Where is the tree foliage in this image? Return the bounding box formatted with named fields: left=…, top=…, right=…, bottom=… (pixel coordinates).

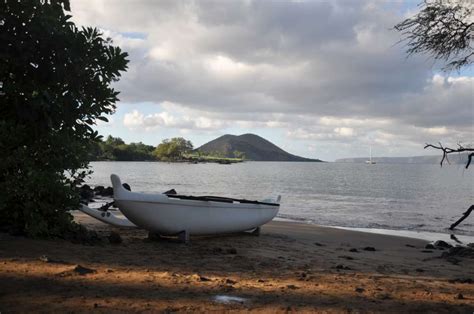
left=395, top=0, right=473, bottom=71
left=90, top=136, right=155, bottom=161
left=153, top=138, right=194, bottom=161
left=0, top=1, right=128, bottom=237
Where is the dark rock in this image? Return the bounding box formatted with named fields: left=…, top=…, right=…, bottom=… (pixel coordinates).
left=93, top=186, right=105, bottom=194
left=448, top=278, right=473, bottom=284
left=226, top=248, right=237, bottom=254
left=335, top=264, right=352, bottom=270
left=286, top=284, right=299, bottom=289
left=212, top=247, right=223, bottom=253
left=434, top=240, right=453, bottom=249
left=225, top=279, right=237, bottom=284
left=199, top=275, right=211, bottom=282
left=349, top=248, right=359, bottom=252
left=415, top=268, right=424, bottom=272
left=314, top=242, right=325, bottom=247
left=101, top=186, right=114, bottom=196
left=338, top=255, right=354, bottom=260
left=467, top=243, right=474, bottom=248
left=442, top=246, right=474, bottom=259
left=405, top=244, right=416, bottom=248
left=363, top=247, right=376, bottom=252
left=73, top=265, right=96, bottom=275
left=421, top=250, right=434, bottom=253
left=39, top=255, right=66, bottom=264
left=455, top=293, right=464, bottom=300
left=257, top=279, right=266, bottom=283
left=108, top=231, right=122, bottom=244
left=425, top=244, right=436, bottom=249
left=79, top=184, right=94, bottom=200
left=355, top=287, right=365, bottom=293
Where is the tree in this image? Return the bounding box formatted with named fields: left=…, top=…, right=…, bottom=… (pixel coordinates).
left=395, top=0, right=473, bottom=71
left=153, top=138, right=194, bottom=161
left=0, top=1, right=129, bottom=237
left=395, top=0, right=473, bottom=229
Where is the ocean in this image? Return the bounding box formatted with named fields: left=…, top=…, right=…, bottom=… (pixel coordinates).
left=87, top=161, right=474, bottom=237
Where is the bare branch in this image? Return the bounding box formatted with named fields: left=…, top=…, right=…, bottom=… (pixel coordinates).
left=424, top=143, right=474, bottom=168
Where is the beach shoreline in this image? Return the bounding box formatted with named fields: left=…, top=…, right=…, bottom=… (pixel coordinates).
left=0, top=214, right=473, bottom=312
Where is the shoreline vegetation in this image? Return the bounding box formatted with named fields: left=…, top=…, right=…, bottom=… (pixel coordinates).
left=89, top=136, right=244, bottom=164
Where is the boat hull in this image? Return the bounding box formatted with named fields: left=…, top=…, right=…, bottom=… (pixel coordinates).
left=111, top=174, right=280, bottom=235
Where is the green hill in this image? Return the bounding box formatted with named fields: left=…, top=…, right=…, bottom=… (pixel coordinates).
left=197, top=133, right=322, bottom=162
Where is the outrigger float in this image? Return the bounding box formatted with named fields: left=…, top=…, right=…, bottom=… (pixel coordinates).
left=79, top=174, right=281, bottom=242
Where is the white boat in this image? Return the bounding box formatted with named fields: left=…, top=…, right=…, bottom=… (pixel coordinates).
left=365, top=147, right=376, bottom=164
left=80, top=174, right=280, bottom=240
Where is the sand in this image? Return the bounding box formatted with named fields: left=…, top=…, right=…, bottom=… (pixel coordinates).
left=0, top=213, right=473, bottom=313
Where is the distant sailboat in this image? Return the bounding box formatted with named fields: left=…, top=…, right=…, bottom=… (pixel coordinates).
left=365, top=147, right=376, bottom=164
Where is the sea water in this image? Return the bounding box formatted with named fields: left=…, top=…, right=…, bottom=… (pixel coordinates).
left=87, top=161, right=474, bottom=237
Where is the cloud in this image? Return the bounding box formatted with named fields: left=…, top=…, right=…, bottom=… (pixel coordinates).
left=70, top=0, right=473, bottom=158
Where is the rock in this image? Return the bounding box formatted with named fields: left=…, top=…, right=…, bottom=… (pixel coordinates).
left=421, top=250, right=433, bottom=253
left=349, top=248, right=359, bottom=252
left=93, top=186, right=105, bottom=194
left=338, top=255, right=354, bottom=260
left=257, top=279, right=266, bottom=283
left=425, top=244, right=436, bottom=250
left=467, top=243, right=474, bottom=248
left=355, top=287, right=365, bottom=293
left=405, top=244, right=416, bottom=248
left=226, top=248, right=237, bottom=254
left=39, top=255, right=50, bottom=263
left=212, top=247, right=223, bottom=253
left=335, top=264, right=352, bottom=270
left=363, top=247, right=376, bottom=252
left=286, top=284, right=299, bottom=289
left=79, top=185, right=94, bottom=201
left=101, top=186, right=114, bottom=196
left=449, top=278, right=473, bottom=284
left=73, top=265, right=96, bottom=275
left=442, top=246, right=474, bottom=259
left=314, top=242, right=325, bottom=247
left=415, top=268, right=424, bottom=272
left=434, top=240, right=453, bottom=249
left=455, top=293, right=464, bottom=300
left=225, top=279, right=237, bottom=284
left=108, top=231, right=122, bottom=244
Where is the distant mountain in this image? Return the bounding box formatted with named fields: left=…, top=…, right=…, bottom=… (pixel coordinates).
left=336, top=153, right=469, bottom=165
left=197, top=133, right=322, bottom=162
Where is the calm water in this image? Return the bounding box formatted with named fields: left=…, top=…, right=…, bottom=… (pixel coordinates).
left=87, top=161, right=474, bottom=236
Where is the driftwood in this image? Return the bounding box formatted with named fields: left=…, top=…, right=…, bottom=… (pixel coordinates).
left=450, top=205, right=474, bottom=230
left=424, top=143, right=473, bottom=230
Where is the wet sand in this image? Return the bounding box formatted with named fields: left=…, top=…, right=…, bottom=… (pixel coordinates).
left=0, top=213, right=473, bottom=313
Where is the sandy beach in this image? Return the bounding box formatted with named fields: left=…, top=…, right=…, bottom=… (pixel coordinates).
left=0, top=213, right=473, bottom=313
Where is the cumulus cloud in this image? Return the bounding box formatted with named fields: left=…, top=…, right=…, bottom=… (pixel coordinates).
left=70, top=0, right=473, bottom=159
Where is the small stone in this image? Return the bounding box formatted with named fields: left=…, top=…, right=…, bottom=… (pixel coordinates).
left=287, top=284, right=299, bottom=289
left=455, top=293, right=464, bottom=300
left=199, top=275, right=211, bottom=282
left=225, top=279, right=237, bottom=284
left=106, top=269, right=114, bottom=273
left=349, top=248, right=359, bottom=252
left=434, top=240, right=453, bottom=249
left=72, top=265, right=96, bottom=275
left=94, top=303, right=99, bottom=308
left=363, top=247, right=376, bottom=252
left=421, top=250, right=433, bottom=253
left=39, top=255, right=49, bottom=263
left=108, top=231, right=122, bottom=244
left=355, top=287, right=365, bottom=293
left=425, top=244, right=436, bottom=250
left=415, top=268, right=424, bottom=272
left=338, top=255, right=354, bottom=260
left=257, top=279, right=266, bottom=283
left=405, top=244, right=416, bottom=248
left=314, top=242, right=325, bottom=246
left=226, top=248, right=237, bottom=254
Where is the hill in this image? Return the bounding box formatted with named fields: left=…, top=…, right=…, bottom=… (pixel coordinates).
left=197, top=134, right=322, bottom=162
left=336, top=153, right=469, bottom=165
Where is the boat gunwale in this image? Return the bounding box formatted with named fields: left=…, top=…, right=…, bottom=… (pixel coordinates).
left=115, top=198, right=280, bottom=209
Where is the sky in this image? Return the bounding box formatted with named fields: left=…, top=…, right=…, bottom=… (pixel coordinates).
left=70, top=0, right=473, bottom=161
